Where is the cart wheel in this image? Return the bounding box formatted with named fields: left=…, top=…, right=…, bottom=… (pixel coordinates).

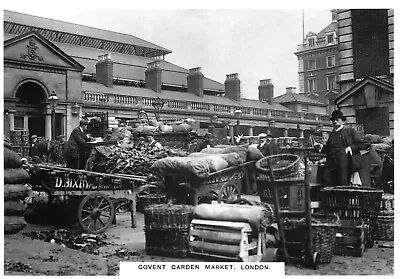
left=78, top=192, right=115, bottom=234
left=218, top=184, right=241, bottom=203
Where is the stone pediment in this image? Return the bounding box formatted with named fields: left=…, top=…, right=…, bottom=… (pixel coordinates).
left=4, top=31, right=84, bottom=71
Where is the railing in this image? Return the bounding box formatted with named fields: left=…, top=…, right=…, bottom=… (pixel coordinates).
left=82, top=91, right=330, bottom=125
left=304, top=113, right=317, bottom=120
left=167, top=100, right=187, bottom=110
left=271, top=110, right=286, bottom=117
left=297, top=37, right=338, bottom=51
left=213, top=104, right=231, bottom=113
left=287, top=111, right=302, bottom=119
left=253, top=108, right=269, bottom=116
left=191, top=102, right=210, bottom=111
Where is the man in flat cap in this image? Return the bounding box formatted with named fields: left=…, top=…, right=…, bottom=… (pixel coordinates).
left=195, top=132, right=214, bottom=152
left=65, top=119, right=92, bottom=169
left=257, top=131, right=279, bottom=157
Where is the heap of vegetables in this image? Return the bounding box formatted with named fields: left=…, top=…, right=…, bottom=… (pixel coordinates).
left=90, top=144, right=189, bottom=181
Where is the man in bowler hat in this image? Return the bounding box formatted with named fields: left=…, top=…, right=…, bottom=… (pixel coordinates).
left=65, top=119, right=92, bottom=169
left=315, top=110, right=364, bottom=186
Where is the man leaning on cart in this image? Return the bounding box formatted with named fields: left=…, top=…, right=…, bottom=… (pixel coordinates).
left=65, top=119, right=93, bottom=169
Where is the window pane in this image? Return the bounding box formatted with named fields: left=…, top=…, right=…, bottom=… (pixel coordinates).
left=14, top=116, right=24, bottom=130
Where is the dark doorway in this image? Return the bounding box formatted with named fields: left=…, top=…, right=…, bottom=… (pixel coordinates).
left=15, top=81, right=47, bottom=136
left=28, top=116, right=46, bottom=138
left=356, top=107, right=390, bottom=136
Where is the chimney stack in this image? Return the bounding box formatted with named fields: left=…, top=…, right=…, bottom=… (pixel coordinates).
left=187, top=67, right=204, bottom=98
left=145, top=61, right=162, bottom=93
left=96, top=54, right=113, bottom=88
left=331, top=9, right=338, bottom=22
left=258, top=79, right=274, bottom=104
left=224, top=73, right=241, bottom=101
left=286, top=87, right=297, bottom=94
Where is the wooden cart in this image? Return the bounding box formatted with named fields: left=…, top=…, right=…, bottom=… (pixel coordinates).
left=29, top=164, right=148, bottom=234
left=161, top=161, right=254, bottom=205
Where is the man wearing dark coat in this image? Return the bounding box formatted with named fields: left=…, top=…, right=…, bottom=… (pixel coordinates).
left=65, top=119, right=91, bottom=169
left=257, top=132, right=279, bottom=157
left=315, top=110, right=364, bottom=187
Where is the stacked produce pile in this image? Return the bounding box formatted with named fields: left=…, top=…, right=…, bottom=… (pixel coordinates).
left=90, top=144, right=189, bottom=179
left=151, top=144, right=264, bottom=178
left=4, top=146, right=31, bottom=234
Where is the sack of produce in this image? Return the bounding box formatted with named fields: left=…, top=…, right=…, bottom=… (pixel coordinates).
left=220, top=144, right=249, bottom=163
left=372, top=143, right=391, bottom=152
left=159, top=124, right=173, bottom=133
left=246, top=145, right=264, bottom=161
left=194, top=203, right=271, bottom=231
left=4, top=168, right=30, bottom=184
left=187, top=158, right=210, bottom=178
left=4, top=216, right=27, bottom=234
left=149, top=119, right=163, bottom=127
left=4, top=184, right=32, bottom=201
left=382, top=135, right=394, bottom=145
left=4, top=148, right=23, bottom=169
left=200, top=147, right=226, bottom=154
left=4, top=200, right=26, bottom=216
left=364, top=134, right=382, bottom=144
left=152, top=157, right=189, bottom=173
left=200, top=155, right=229, bottom=172
left=142, top=125, right=158, bottom=133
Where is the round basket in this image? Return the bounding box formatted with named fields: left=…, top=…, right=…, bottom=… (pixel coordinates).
left=380, top=193, right=394, bottom=211
left=256, top=154, right=301, bottom=178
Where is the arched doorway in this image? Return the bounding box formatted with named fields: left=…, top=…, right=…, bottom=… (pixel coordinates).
left=15, top=81, right=47, bottom=137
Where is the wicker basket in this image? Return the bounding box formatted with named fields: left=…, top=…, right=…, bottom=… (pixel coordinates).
left=137, top=194, right=167, bottom=213
left=145, top=228, right=189, bottom=257
left=257, top=176, right=305, bottom=211
left=144, top=204, right=195, bottom=230
left=321, top=186, right=383, bottom=247
left=282, top=217, right=339, bottom=264
left=376, top=210, right=394, bottom=241
left=256, top=154, right=301, bottom=178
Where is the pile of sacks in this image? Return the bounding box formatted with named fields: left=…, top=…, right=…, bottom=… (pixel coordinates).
left=151, top=144, right=264, bottom=178
left=132, top=119, right=194, bottom=134
left=4, top=146, right=31, bottom=234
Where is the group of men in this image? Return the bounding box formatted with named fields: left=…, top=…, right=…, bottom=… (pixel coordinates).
left=28, top=109, right=362, bottom=187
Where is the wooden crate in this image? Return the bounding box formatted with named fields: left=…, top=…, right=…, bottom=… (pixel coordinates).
left=333, top=220, right=365, bottom=257
left=188, top=219, right=263, bottom=262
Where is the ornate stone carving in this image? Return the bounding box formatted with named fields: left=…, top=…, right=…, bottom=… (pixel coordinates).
left=21, top=39, right=43, bottom=61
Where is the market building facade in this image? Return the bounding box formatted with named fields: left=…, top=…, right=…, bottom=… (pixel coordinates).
left=335, top=9, right=394, bottom=136
left=3, top=10, right=331, bottom=148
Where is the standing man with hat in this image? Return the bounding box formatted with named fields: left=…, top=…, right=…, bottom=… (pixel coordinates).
left=65, top=119, right=92, bottom=169
left=314, top=110, right=364, bottom=187
left=258, top=132, right=279, bottom=157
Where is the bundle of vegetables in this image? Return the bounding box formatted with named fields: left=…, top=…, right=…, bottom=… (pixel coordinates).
left=91, top=144, right=189, bottom=180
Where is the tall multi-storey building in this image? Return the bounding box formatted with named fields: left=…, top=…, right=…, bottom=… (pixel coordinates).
left=335, top=9, right=394, bottom=136
left=295, top=10, right=339, bottom=115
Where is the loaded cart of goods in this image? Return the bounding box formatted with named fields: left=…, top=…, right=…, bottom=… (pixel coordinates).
left=151, top=144, right=263, bottom=205
left=28, top=164, right=149, bottom=234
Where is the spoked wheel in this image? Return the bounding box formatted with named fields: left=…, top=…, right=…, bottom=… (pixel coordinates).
left=218, top=184, right=241, bottom=203
left=305, top=251, right=319, bottom=269
left=78, top=192, right=115, bottom=234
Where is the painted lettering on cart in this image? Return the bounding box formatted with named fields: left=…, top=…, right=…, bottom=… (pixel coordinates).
left=54, top=177, right=96, bottom=190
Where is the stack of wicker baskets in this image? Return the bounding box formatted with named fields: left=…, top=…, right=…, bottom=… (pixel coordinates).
left=282, top=217, right=339, bottom=264
left=144, top=204, right=194, bottom=257
left=376, top=193, right=394, bottom=241
left=321, top=186, right=383, bottom=248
